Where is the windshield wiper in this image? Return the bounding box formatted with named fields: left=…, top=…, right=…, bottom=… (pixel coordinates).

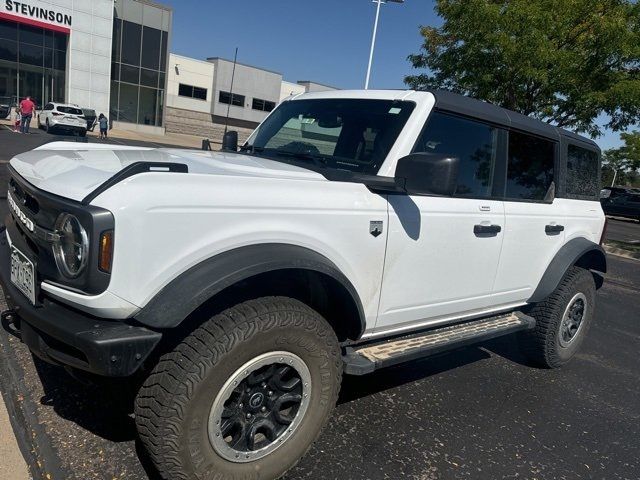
left=239, top=144, right=264, bottom=153
left=271, top=150, right=329, bottom=168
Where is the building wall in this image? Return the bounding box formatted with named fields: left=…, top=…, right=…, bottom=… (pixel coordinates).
left=209, top=58, right=282, bottom=125
left=0, top=0, right=114, bottom=114
left=165, top=106, right=255, bottom=145
left=167, top=53, right=214, bottom=113
left=280, top=81, right=306, bottom=102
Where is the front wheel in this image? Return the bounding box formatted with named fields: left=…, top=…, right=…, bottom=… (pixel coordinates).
left=519, top=266, right=596, bottom=368
left=135, top=297, right=342, bottom=480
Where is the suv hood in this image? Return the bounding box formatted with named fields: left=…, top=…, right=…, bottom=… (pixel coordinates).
left=10, top=142, right=325, bottom=202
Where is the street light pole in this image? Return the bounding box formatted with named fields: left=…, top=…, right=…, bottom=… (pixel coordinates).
left=364, top=0, right=403, bottom=90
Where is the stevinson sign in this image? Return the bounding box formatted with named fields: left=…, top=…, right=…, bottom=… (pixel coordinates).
left=1, top=0, right=72, bottom=32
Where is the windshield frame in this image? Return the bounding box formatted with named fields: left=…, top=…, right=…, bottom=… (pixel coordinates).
left=243, top=98, right=417, bottom=176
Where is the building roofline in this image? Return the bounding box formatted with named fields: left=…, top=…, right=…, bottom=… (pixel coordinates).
left=296, top=80, right=340, bottom=90
left=170, top=53, right=216, bottom=67
left=205, top=57, right=282, bottom=76
left=131, top=0, right=173, bottom=12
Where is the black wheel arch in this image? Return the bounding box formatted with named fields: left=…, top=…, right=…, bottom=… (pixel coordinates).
left=528, top=237, right=607, bottom=304
left=134, top=243, right=367, bottom=341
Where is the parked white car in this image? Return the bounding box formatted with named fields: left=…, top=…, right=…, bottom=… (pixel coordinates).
left=1, top=89, right=607, bottom=480
left=37, top=102, right=87, bottom=136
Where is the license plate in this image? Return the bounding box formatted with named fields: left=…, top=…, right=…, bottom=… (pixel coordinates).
left=10, top=246, right=36, bottom=305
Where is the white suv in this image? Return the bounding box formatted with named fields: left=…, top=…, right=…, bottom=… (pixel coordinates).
left=0, top=90, right=606, bottom=480
left=37, top=102, right=87, bottom=136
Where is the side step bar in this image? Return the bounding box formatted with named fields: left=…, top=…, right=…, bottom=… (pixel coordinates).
left=343, top=312, right=535, bottom=375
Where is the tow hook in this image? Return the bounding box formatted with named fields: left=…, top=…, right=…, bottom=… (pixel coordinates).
left=1, top=309, right=22, bottom=340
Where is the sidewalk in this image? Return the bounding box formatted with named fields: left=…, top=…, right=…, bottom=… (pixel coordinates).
left=0, top=390, right=29, bottom=480
left=87, top=126, right=212, bottom=149
left=0, top=118, right=216, bottom=150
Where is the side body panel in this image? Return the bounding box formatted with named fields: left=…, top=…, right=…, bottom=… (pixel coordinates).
left=374, top=196, right=505, bottom=333
left=87, top=173, right=389, bottom=328
left=492, top=200, right=566, bottom=305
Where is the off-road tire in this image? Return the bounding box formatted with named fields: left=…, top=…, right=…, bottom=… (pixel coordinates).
left=519, top=266, right=596, bottom=368
left=135, top=297, right=342, bottom=480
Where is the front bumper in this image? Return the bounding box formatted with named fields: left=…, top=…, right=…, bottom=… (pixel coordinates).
left=0, top=231, right=162, bottom=377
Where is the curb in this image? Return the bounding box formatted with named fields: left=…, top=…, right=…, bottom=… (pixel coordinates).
left=0, top=296, right=66, bottom=480
left=603, top=244, right=640, bottom=261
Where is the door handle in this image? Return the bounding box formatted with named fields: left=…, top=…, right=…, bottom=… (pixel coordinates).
left=545, top=224, right=565, bottom=234
left=474, top=224, right=502, bottom=236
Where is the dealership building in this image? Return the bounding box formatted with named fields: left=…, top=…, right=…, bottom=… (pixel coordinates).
left=0, top=0, right=336, bottom=137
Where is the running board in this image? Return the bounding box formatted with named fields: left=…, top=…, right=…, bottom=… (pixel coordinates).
left=343, top=312, right=535, bottom=375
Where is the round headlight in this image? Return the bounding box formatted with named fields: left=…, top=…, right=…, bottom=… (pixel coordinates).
left=53, top=213, right=89, bottom=278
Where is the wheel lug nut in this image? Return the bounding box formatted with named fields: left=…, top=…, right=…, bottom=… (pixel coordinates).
left=246, top=413, right=252, bottom=419
left=261, top=406, right=267, bottom=412
left=261, top=382, right=266, bottom=388
left=239, top=403, right=243, bottom=408
left=268, top=391, right=273, bottom=396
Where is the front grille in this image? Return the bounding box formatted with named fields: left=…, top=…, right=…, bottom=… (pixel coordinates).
left=9, top=178, right=40, bottom=214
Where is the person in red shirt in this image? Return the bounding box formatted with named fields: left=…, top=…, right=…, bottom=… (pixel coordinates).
left=19, top=96, right=36, bottom=134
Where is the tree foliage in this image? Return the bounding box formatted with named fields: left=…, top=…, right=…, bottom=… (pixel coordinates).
left=405, top=0, right=640, bottom=136
left=602, top=131, right=640, bottom=186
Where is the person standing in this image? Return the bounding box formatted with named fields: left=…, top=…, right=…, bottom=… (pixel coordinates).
left=19, top=96, right=35, bottom=134
left=98, top=114, right=109, bottom=140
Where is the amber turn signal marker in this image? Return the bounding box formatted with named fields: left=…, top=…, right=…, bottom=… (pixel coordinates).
left=99, top=230, right=114, bottom=273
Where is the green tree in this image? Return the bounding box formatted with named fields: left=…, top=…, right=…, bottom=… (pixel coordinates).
left=405, top=0, right=640, bottom=137
left=602, top=131, right=640, bottom=186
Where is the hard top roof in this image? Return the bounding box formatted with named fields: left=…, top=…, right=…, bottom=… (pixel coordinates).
left=292, top=89, right=599, bottom=151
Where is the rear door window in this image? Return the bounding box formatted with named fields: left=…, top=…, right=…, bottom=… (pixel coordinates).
left=413, top=111, right=500, bottom=199
left=57, top=106, right=83, bottom=115
left=566, top=145, right=599, bottom=199
left=506, top=131, right=555, bottom=201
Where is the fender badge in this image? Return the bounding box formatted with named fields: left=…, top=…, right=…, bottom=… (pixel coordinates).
left=370, top=221, right=383, bottom=238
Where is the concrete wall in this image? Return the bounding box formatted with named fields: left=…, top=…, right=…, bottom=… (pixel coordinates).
left=165, top=106, right=255, bottom=145
left=280, top=81, right=306, bottom=102
left=209, top=58, right=282, bottom=124
left=167, top=54, right=215, bottom=113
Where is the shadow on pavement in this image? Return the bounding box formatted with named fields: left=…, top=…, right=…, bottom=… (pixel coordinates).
left=33, top=355, right=137, bottom=443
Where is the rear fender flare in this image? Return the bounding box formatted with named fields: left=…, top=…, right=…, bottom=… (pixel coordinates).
left=528, top=237, right=607, bottom=304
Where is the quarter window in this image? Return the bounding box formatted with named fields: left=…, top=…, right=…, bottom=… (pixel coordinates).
left=566, top=145, right=599, bottom=199
left=413, top=111, right=499, bottom=198
left=506, top=131, right=555, bottom=201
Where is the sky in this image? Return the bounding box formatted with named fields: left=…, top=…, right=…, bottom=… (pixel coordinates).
left=161, top=0, right=625, bottom=151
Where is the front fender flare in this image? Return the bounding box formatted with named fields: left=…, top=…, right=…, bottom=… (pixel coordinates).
left=528, top=237, right=607, bottom=304
left=134, top=243, right=366, bottom=335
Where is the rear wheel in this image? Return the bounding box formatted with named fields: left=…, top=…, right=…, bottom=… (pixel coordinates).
left=135, top=297, right=342, bottom=480
left=519, top=266, right=596, bottom=368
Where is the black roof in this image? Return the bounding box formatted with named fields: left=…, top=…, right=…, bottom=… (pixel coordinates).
left=430, top=90, right=599, bottom=150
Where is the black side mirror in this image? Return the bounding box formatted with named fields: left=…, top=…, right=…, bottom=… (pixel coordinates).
left=222, top=130, right=238, bottom=152
left=395, top=152, right=459, bottom=196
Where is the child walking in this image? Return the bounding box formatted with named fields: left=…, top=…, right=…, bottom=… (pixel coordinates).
left=13, top=107, right=21, bottom=133
left=98, top=114, right=109, bottom=140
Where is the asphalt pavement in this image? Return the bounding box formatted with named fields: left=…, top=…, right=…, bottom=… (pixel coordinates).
left=0, top=126, right=639, bottom=479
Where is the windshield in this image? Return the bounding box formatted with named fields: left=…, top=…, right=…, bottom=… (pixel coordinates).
left=246, top=99, right=415, bottom=175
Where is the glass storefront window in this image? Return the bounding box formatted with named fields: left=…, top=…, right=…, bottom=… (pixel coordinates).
left=121, top=21, right=142, bottom=66
left=110, top=12, right=169, bottom=127
left=141, top=26, right=161, bottom=70
left=0, top=40, right=18, bottom=63
left=19, top=24, right=44, bottom=46
left=0, top=20, right=17, bottom=41
left=118, top=83, right=139, bottom=123
left=138, top=87, right=158, bottom=125
left=120, top=64, right=140, bottom=84
left=0, top=20, right=67, bottom=104
left=19, top=44, right=44, bottom=67
left=140, top=68, right=159, bottom=88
